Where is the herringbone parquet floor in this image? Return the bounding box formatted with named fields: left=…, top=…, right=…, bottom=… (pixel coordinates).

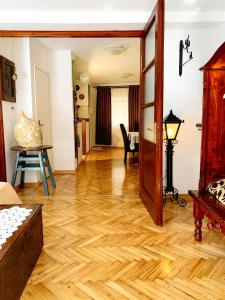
left=18, top=149, right=225, bottom=300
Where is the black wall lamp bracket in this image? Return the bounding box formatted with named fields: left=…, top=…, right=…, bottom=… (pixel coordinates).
left=179, top=35, right=193, bottom=76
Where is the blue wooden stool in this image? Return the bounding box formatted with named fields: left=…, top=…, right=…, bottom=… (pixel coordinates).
left=11, top=145, right=56, bottom=196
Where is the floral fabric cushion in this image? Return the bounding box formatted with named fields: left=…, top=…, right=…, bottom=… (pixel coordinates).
left=207, top=178, right=225, bottom=205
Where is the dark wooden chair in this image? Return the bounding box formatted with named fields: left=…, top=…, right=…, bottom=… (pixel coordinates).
left=120, top=124, right=139, bottom=163
left=188, top=42, right=225, bottom=241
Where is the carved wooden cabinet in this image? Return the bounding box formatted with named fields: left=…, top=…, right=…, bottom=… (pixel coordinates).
left=189, top=42, right=225, bottom=241
left=0, top=55, right=16, bottom=102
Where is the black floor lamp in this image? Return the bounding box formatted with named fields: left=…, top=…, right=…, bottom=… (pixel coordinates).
left=163, top=110, right=186, bottom=207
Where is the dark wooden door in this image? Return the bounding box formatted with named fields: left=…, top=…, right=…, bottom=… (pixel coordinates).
left=140, top=0, right=164, bottom=225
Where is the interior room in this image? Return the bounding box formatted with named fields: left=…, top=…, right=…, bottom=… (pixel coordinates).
left=0, top=0, right=225, bottom=299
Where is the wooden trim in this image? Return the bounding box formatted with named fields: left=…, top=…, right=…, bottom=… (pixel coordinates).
left=143, top=58, right=155, bottom=74
left=144, top=15, right=155, bottom=36
left=54, top=170, right=75, bottom=175
left=155, top=0, right=164, bottom=226
left=0, top=30, right=144, bottom=38
left=139, top=0, right=164, bottom=226
left=142, top=102, right=155, bottom=109
left=93, top=145, right=124, bottom=149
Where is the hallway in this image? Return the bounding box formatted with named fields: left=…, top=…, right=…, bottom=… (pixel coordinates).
left=19, top=149, right=225, bottom=300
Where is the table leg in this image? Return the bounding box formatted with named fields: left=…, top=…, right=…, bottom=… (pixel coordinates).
left=38, top=151, right=49, bottom=196
left=193, top=199, right=204, bottom=241
left=43, top=149, right=56, bottom=188
left=11, top=152, right=20, bottom=187
left=20, top=151, right=26, bottom=188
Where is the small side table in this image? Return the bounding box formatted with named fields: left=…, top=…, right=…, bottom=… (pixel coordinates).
left=11, top=145, right=56, bottom=196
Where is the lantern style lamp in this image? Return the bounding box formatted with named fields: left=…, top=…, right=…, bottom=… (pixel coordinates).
left=163, top=110, right=186, bottom=206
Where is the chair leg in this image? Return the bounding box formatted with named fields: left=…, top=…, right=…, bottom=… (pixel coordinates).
left=38, top=151, right=49, bottom=196
left=20, top=151, right=26, bottom=188
left=11, top=152, right=20, bottom=188
left=43, top=149, right=56, bottom=188
left=124, top=151, right=127, bottom=164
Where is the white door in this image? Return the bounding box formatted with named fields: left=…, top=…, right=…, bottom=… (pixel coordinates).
left=34, top=66, right=53, bottom=173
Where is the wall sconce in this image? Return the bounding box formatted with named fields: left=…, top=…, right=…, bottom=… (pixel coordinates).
left=179, top=35, right=193, bottom=76
left=163, top=110, right=186, bottom=206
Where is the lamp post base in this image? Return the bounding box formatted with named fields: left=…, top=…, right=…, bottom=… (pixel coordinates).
left=163, top=187, right=186, bottom=207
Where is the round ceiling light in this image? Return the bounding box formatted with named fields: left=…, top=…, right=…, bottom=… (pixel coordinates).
left=121, top=73, right=134, bottom=79
left=105, top=44, right=127, bottom=55
left=80, top=72, right=91, bottom=84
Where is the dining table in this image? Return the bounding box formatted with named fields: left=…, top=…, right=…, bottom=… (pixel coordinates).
left=128, top=132, right=139, bottom=150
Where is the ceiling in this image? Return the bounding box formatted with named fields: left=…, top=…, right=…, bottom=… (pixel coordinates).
left=35, top=0, right=225, bottom=84
left=1, top=0, right=225, bottom=12
left=39, top=37, right=140, bottom=85
left=0, top=0, right=224, bottom=30
left=166, top=0, right=225, bottom=11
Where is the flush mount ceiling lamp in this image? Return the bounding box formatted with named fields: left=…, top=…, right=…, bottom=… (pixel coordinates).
left=179, top=35, right=193, bottom=76
left=105, top=44, right=127, bottom=55
left=80, top=72, right=91, bottom=84
left=121, top=72, right=134, bottom=79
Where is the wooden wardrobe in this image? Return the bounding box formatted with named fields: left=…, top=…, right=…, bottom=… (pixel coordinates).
left=189, top=42, right=225, bottom=241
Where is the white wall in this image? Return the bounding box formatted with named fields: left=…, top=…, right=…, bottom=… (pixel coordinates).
left=0, top=38, right=33, bottom=182
left=29, top=38, right=54, bottom=180
left=164, top=24, right=225, bottom=193
left=12, top=39, right=33, bottom=118
left=48, top=50, right=75, bottom=171
left=29, top=38, right=49, bottom=118
left=1, top=38, right=76, bottom=181
left=111, top=88, right=129, bottom=147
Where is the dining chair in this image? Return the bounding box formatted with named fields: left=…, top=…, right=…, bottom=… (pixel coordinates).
left=120, top=124, right=139, bottom=163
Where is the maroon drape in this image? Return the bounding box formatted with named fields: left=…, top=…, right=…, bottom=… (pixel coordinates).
left=96, top=87, right=112, bottom=145
left=128, top=85, right=140, bottom=132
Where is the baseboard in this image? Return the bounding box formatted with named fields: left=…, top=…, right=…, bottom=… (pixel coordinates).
left=92, top=145, right=124, bottom=150
left=54, top=170, right=75, bottom=175
left=15, top=181, right=41, bottom=191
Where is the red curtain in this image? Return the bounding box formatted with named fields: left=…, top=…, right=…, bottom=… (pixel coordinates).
left=96, top=87, right=112, bottom=145
left=128, top=85, right=140, bottom=132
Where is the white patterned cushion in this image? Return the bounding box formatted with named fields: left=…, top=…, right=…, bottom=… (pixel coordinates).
left=207, top=178, right=225, bottom=205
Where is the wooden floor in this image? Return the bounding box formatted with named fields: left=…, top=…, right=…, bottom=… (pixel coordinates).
left=19, top=149, right=225, bottom=300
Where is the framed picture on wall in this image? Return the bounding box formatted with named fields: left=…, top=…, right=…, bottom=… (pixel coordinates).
left=0, top=55, right=16, bottom=102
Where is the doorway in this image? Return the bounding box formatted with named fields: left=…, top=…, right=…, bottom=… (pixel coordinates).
left=0, top=0, right=165, bottom=226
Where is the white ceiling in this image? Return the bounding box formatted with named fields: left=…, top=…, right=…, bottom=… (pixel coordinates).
left=34, top=0, right=225, bottom=84
left=39, top=37, right=140, bottom=85
left=0, top=0, right=224, bottom=30
left=1, top=0, right=225, bottom=12
left=166, top=0, right=225, bottom=11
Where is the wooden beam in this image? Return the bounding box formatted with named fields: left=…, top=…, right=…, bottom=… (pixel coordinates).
left=0, top=30, right=144, bottom=38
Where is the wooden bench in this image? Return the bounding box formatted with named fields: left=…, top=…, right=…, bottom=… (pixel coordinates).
left=0, top=204, right=43, bottom=300
left=188, top=190, right=225, bottom=241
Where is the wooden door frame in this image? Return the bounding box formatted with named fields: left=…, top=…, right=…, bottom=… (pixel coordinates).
left=0, top=29, right=143, bottom=181
left=139, top=0, right=164, bottom=225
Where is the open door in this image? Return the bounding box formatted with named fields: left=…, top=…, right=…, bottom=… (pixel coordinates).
left=140, top=0, right=164, bottom=225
